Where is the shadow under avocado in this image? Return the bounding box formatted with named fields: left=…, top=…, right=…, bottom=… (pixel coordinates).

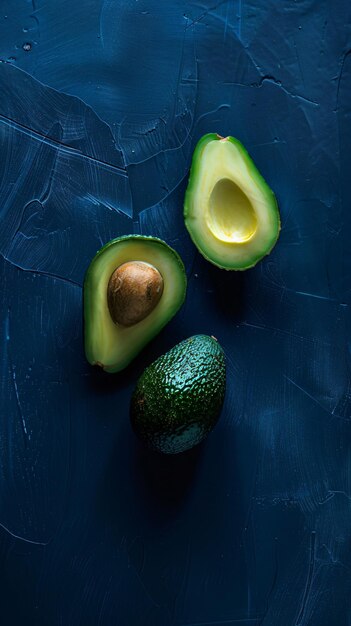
left=134, top=441, right=202, bottom=512
left=83, top=316, right=188, bottom=399
left=84, top=357, right=142, bottom=396
left=204, top=259, right=247, bottom=321
left=99, top=428, right=203, bottom=539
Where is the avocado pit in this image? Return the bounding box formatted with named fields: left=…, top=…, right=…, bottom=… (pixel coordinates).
left=107, top=261, right=164, bottom=327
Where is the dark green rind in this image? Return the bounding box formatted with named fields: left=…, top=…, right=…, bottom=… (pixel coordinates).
left=184, top=133, right=281, bottom=270
left=130, top=335, right=226, bottom=454
left=84, top=235, right=187, bottom=373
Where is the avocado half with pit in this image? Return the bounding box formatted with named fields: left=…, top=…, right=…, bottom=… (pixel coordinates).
left=184, top=133, right=280, bottom=270
left=84, top=235, right=187, bottom=373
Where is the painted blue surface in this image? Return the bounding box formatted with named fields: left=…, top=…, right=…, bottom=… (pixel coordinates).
left=0, top=1, right=351, bottom=624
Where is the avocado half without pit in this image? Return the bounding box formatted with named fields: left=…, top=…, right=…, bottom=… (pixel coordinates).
left=184, top=133, right=281, bottom=270
left=84, top=235, right=187, bottom=373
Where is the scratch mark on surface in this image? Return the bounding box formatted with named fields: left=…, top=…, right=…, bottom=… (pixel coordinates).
left=263, top=280, right=344, bottom=306
left=327, top=490, right=351, bottom=501
left=318, top=491, right=336, bottom=505
left=125, top=33, right=198, bottom=174
left=99, top=0, right=106, bottom=49
left=0, top=520, right=49, bottom=545
left=295, top=531, right=316, bottom=625
left=171, top=25, right=187, bottom=123
left=97, top=574, right=113, bottom=625
left=128, top=557, right=161, bottom=609
left=223, top=0, right=229, bottom=41
left=238, top=0, right=242, bottom=40
left=335, top=49, right=351, bottom=113
left=185, top=0, right=229, bottom=29
left=125, top=115, right=195, bottom=165
left=242, top=322, right=331, bottom=348
left=320, top=543, right=350, bottom=570
left=139, top=171, right=189, bottom=213
left=181, top=618, right=261, bottom=625
left=189, top=7, right=263, bottom=79
left=193, top=103, right=231, bottom=128
left=262, top=537, right=279, bottom=619
left=0, top=253, right=82, bottom=288
left=30, top=0, right=40, bottom=29
left=256, top=76, right=318, bottom=106
left=285, top=376, right=334, bottom=417
left=187, top=11, right=319, bottom=110
left=40, top=126, right=63, bottom=204
left=10, top=199, right=43, bottom=243
left=0, top=113, right=127, bottom=176
left=5, top=309, right=10, bottom=342
left=11, top=366, right=29, bottom=440
left=248, top=139, right=286, bottom=148
left=292, top=289, right=340, bottom=302
left=221, top=81, right=250, bottom=87
left=293, top=38, right=305, bottom=89
left=176, top=537, right=192, bottom=616
left=240, top=456, right=260, bottom=548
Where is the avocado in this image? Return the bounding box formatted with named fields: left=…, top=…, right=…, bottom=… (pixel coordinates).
left=130, top=335, right=226, bottom=454
left=84, top=235, right=187, bottom=373
left=184, top=133, right=280, bottom=270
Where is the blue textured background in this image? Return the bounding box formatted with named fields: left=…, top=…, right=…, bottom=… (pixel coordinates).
left=1, top=2, right=351, bottom=625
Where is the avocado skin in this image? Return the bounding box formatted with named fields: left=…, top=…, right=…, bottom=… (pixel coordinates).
left=130, top=335, right=226, bottom=454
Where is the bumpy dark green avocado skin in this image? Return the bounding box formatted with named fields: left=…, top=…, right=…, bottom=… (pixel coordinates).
left=130, top=335, right=226, bottom=454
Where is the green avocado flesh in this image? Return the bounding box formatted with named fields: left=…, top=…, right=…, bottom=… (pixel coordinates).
left=130, top=335, right=226, bottom=454
left=84, top=236, right=187, bottom=373
left=184, top=133, right=280, bottom=270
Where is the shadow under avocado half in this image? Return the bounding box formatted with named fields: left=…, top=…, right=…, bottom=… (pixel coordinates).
left=85, top=353, right=143, bottom=397
left=199, top=254, right=247, bottom=321
left=134, top=442, right=203, bottom=511
left=84, top=312, right=189, bottom=399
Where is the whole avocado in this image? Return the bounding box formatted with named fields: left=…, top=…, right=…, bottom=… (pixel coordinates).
left=130, top=335, right=226, bottom=454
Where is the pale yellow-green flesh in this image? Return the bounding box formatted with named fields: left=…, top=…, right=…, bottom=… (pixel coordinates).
left=85, top=240, right=185, bottom=372
left=208, top=177, right=258, bottom=243
left=186, top=139, right=278, bottom=268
